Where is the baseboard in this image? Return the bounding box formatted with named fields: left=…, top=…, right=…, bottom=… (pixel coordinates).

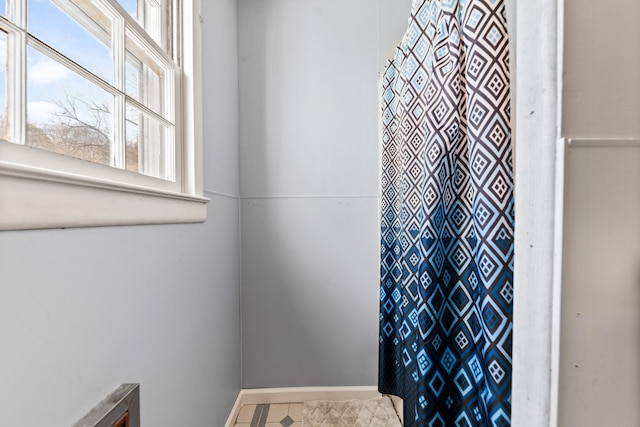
left=224, top=386, right=404, bottom=427
left=224, top=389, right=246, bottom=427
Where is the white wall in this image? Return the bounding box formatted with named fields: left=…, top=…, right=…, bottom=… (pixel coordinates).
left=559, top=0, right=640, bottom=424
left=562, top=0, right=640, bottom=138
left=0, top=1, right=241, bottom=426
left=238, top=0, right=411, bottom=388
left=561, top=142, right=640, bottom=427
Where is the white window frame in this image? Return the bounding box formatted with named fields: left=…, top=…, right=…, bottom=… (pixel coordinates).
left=0, top=0, right=207, bottom=230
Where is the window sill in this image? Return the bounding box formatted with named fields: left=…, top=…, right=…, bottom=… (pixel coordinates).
left=0, top=160, right=209, bottom=230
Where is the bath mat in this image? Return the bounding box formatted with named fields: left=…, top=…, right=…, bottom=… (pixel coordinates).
left=302, top=396, right=401, bottom=427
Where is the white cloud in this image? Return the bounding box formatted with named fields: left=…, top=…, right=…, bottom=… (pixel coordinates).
left=28, top=57, right=71, bottom=85
left=27, top=101, right=61, bottom=125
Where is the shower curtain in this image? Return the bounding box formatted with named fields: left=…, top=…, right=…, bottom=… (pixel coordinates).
left=378, top=0, right=514, bottom=426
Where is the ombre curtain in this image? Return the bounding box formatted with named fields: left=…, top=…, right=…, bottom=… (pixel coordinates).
left=378, top=1, right=514, bottom=426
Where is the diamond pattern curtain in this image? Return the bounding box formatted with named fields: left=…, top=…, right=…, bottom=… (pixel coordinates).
left=378, top=1, right=514, bottom=426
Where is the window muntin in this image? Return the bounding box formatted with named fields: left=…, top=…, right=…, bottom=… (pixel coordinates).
left=27, top=0, right=113, bottom=84
left=125, top=101, right=173, bottom=179
left=125, top=27, right=166, bottom=117
left=1, top=0, right=178, bottom=182
left=26, top=43, right=115, bottom=167
left=0, top=30, right=7, bottom=140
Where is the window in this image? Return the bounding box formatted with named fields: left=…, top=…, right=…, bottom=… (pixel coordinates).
left=0, top=0, right=206, bottom=229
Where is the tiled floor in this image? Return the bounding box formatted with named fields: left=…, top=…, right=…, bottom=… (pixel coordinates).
left=233, top=402, right=303, bottom=427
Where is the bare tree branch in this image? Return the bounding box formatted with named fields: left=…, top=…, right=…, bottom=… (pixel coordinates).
left=50, top=89, right=111, bottom=146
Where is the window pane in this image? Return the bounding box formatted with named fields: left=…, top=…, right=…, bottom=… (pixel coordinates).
left=118, top=0, right=169, bottom=51
left=117, top=0, right=137, bottom=19
left=27, top=0, right=113, bottom=83
left=126, top=28, right=165, bottom=117
left=0, top=30, right=6, bottom=141
left=140, top=0, right=162, bottom=45
left=125, top=103, right=173, bottom=180
left=27, top=45, right=114, bottom=167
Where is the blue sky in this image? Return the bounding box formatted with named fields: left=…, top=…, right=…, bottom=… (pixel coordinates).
left=0, top=0, right=138, bottom=127
left=29, top=0, right=115, bottom=83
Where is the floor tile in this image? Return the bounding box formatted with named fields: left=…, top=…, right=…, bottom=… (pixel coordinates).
left=232, top=401, right=308, bottom=427
left=236, top=404, right=257, bottom=423
left=280, top=415, right=295, bottom=427
left=266, top=404, right=289, bottom=423
left=288, top=403, right=303, bottom=421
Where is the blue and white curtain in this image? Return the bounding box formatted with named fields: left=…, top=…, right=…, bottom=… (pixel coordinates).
left=378, top=0, right=514, bottom=426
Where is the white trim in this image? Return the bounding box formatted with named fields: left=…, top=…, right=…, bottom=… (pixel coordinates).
left=549, top=137, right=566, bottom=427
left=224, top=391, right=244, bottom=427
left=513, top=0, right=561, bottom=426
left=240, top=194, right=379, bottom=200
left=549, top=0, right=565, bottom=422
left=180, top=0, right=203, bottom=196
left=224, top=387, right=403, bottom=427
left=0, top=160, right=208, bottom=202
left=6, top=28, right=26, bottom=146
left=235, top=386, right=382, bottom=405
left=113, top=11, right=127, bottom=170
left=0, top=161, right=207, bottom=230
left=556, top=0, right=565, bottom=137
left=566, top=138, right=640, bottom=148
